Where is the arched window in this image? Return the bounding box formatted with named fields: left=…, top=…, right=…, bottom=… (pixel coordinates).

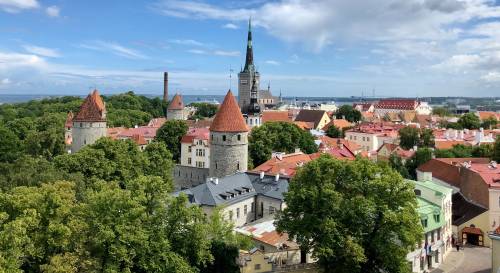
left=414, top=189, right=421, bottom=196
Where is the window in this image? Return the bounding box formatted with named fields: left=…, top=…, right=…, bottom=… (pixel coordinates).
left=269, top=206, right=276, bottom=214
left=250, top=119, right=253, bottom=125
left=236, top=208, right=240, bottom=218
left=196, top=149, right=205, bottom=156
left=250, top=202, right=254, bottom=212
left=434, top=214, right=440, bottom=223
left=198, top=140, right=203, bottom=145
left=84, top=139, right=87, bottom=145
left=188, top=158, right=191, bottom=164
left=414, top=189, right=421, bottom=196
left=80, top=123, right=82, bottom=127
left=222, top=135, right=226, bottom=141
left=237, top=161, right=240, bottom=170
left=254, top=264, right=261, bottom=270
left=238, top=134, right=241, bottom=141
left=421, top=219, right=428, bottom=227
left=188, top=146, right=192, bottom=152
left=228, top=210, right=233, bottom=221
left=215, top=162, right=218, bottom=169
left=431, top=231, right=435, bottom=243
left=437, top=228, right=441, bottom=240
left=244, top=205, right=248, bottom=215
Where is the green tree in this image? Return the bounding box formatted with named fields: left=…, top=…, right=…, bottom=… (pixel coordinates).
left=405, top=148, right=433, bottom=178
left=398, top=126, right=419, bottom=150
left=0, top=125, right=22, bottom=163
left=472, top=144, right=493, bottom=158
left=249, top=122, right=318, bottom=167
left=325, top=125, right=343, bottom=138
left=481, top=117, right=498, bottom=129
left=432, top=107, right=451, bottom=117
left=189, top=103, right=218, bottom=120
left=155, top=120, right=189, bottom=162
left=276, top=156, right=422, bottom=273
left=388, top=153, right=410, bottom=179
left=335, top=105, right=362, bottom=123
left=458, top=113, right=481, bottom=129
left=419, top=128, right=435, bottom=148
left=143, top=141, right=175, bottom=191
left=493, top=136, right=500, bottom=162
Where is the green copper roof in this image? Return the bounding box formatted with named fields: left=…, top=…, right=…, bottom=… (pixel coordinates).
left=417, top=197, right=444, bottom=233
left=411, top=179, right=453, bottom=196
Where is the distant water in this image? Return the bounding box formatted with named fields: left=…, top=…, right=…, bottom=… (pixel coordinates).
left=0, top=93, right=356, bottom=105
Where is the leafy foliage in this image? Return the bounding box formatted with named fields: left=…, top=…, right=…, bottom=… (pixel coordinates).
left=494, top=136, right=500, bottom=162
left=434, top=144, right=493, bottom=159
left=155, top=120, right=189, bottom=162
left=398, top=126, right=435, bottom=150
left=277, top=156, right=422, bottom=273
left=458, top=113, right=481, bottom=129
left=325, top=125, right=343, bottom=138
left=249, top=122, right=318, bottom=167
left=432, top=107, right=451, bottom=117
left=189, top=103, right=218, bottom=120
left=335, top=105, right=362, bottom=123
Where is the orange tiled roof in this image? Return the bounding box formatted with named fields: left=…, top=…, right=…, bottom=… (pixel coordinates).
left=294, top=121, right=315, bottom=130
left=252, top=152, right=313, bottom=177
left=74, top=90, right=106, bottom=122
left=209, top=90, right=248, bottom=132
left=321, top=119, right=352, bottom=131
left=375, top=99, right=418, bottom=110
left=434, top=140, right=469, bottom=150
left=417, top=158, right=490, bottom=185
left=262, top=111, right=292, bottom=123
left=131, top=134, right=148, bottom=145
left=65, top=111, right=74, bottom=127
left=477, top=111, right=500, bottom=121
left=168, top=93, right=184, bottom=110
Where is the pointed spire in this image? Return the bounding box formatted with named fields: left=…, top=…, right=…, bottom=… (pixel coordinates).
left=243, top=17, right=254, bottom=72
left=210, top=90, right=248, bottom=132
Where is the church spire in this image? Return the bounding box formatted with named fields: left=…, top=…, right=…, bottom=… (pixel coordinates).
left=243, top=17, right=254, bottom=72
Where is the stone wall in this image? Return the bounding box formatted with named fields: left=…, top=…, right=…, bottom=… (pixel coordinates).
left=167, top=109, right=185, bottom=120
left=238, top=71, right=260, bottom=113
left=71, top=121, right=107, bottom=153
left=173, top=164, right=209, bottom=190
left=209, top=131, right=248, bottom=178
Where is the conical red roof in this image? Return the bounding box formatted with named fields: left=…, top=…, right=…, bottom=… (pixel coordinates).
left=210, top=90, right=248, bottom=132
left=168, top=93, right=184, bottom=110
left=74, top=90, right=106, bottom=122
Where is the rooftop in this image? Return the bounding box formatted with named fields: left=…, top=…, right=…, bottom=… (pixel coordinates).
left=262, top=110, right=292, bottom=123
left=294, top=109, right=327, bottom=128
left=210, top=90, right=248, bottom=132
left=73, top=89, right=106, bottom=122
left=181, top=127, right=210, bottom=143
left=235, top=219, right=298, bottom=249
left=168, top=93, right=184, bottom=110
left=375, top=99, right=419, bottom=110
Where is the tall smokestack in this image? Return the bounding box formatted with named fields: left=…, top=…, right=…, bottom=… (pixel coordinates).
left=163, top=72, right=168, bottom=102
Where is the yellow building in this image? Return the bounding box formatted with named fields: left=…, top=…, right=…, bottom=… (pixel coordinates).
left=239, top=249, right=273, bottom=273
left=490, top=227, right=500, bottom=273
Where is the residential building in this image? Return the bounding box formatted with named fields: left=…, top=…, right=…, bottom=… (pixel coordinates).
left=167, top=93, right=187, bottom=120
left=433, top=128, right=499, bottom=148
left=376, top=143, right=415, bottom=162
left=353, top=102, right=375, bottom=113
left=177, top=172, right=289, bottom=227
left=321, top=118, right=352, bottom=131
left=374, top=99, right=432, bottom=116
left=239, top=249, right=273, bottom=273
left=174, top=127, right=210, bottom=189
left=294, top=110, right=331, bottom=131
left=262, top=110, right=292, bottom=124
left=489, top=227, right=500, bottom=273
left=407, top=196, right=446, bottom=272
left=417, top=158, right=500, bottom=246
left=71, top=89, right=107, bottom=153
left=209, top=90, right=249, bottom=178
left=344, top=123, right=401, bottom=152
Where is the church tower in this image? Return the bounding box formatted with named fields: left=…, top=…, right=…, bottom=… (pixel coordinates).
left=71, top=89, right=107, bottom=153
left=209, top=90, right=249, bottom=178
left=244, top=77, right=262, bottom=127
left=238, top=18, right=260, bottom=114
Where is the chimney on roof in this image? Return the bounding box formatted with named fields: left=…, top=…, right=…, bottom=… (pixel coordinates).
left=213, top=178, right=219, bottom=185
left=275, top=173, right=280, bottom=182
left=490, top=161, right=498, bottom=169
left=260, top=171, right=265, bottom=180
left=163, top=72, right=169, bottom=102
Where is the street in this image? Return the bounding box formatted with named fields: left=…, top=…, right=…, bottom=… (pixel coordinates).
left=432, top=245, right=491, bottom=273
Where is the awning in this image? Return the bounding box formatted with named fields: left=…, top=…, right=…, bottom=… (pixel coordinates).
left=462, top=226, right=483, bottom=235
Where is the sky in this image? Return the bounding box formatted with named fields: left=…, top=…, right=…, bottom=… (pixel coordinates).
left=1, top=0, right=500, bottom=97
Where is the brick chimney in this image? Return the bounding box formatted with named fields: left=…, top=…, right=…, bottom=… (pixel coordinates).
left=163, top=72, right=168, bottom=102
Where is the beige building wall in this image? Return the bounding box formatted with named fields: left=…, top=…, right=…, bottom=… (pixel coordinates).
left=255, top=195, right=285, bottom=219
left=180, top=140, right=210, bottom=168
left=454, top=210, right=491, bottom=247
left=240, top=251, right=273, bottom=273
left=315, top=113, right=331, bottom=131
left=490, top=234, right=500, bottom=273
left=489, top=189, right=500, bottom=235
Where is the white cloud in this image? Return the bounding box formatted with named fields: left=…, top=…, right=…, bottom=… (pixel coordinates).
left=22, top=45, right=61, bottom=58
left=80, top=41, right=148, bottom=59
left=265, top=60, right=280, bottom=65
left=187, top=49, right=206, bottom=54
left=0, top=0, right=39, bottom=13
left=45, top=5, right=59, bottom=17
left=170, top=39, right=205, bottom=47
left=0, top=51, right=48, bottom=70
left=1, top=78, right=11, bottom=84
left=222, top=23, right=238, bottom=29
left=214, top=50, right=240, bottom=57
left=481, top=72, right=500, bottom=82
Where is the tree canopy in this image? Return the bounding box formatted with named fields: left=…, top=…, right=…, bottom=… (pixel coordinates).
left=155, top=120, right=189, bottom=162
left=189, top=103, right=218, bottom=120
left=458, top=113, right=481, bottom=129
left=249, top=121, right=318, bottom=167
left=277, top=156, right=422, bottom=273
left=335, top=105, right=362, bottom=123
left=325, top=125, right=343, bottom=138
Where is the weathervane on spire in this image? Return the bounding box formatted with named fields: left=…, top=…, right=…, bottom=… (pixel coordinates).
left=229, top=65, right=234, bottom=90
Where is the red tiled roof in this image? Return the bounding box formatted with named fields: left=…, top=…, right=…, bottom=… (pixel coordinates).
left=131, top=134, right=147, bottom=145
left=186, top=118, right=213, bottom=129
left=252, top=152, right=314, bottom=177
left=262, top=111, right=292, bottom=123
left=353, top=102, right=374, bottom=112
left=294, top=121, right=315, bottom=130
left=417, top=158, right=490, bottom=185
left=181, top=127, right=209, bottom=143
left=168, top=93, right=184, bottom=110
left=210, top=90, right=248, bottom=132
left=147, top=117, right=167, bottom=128
left=462, top=226, right=483, bottom=235
left=321, top=119, right=352, bottom=131
left=117, top=127, right=158, bottom=139
left=434, top=140, right=469, bottom=150
left=375, top=99, right=418, bottom=110
left=495, top=226, right=500, bottom=234
left=65, top=111, right=74, bottom=127
left=107, top=127, right=126, bottom=140
left=74, top=90, right=106, bottom=122
left=477, top=111, right=500, bottom=121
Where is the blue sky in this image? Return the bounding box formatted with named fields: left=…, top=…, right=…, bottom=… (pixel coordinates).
left=1, top=0, right=500, bottom=97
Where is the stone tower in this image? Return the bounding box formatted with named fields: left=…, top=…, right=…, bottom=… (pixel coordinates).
left=167, top=93, right=186, bottom=120
left=244, top=77, right=262, bottom=128
left=71, top=89, right=107, bottom=153
left=238, top=18, right=260, bottom=114
left=209, top=90, right=249, bottom=178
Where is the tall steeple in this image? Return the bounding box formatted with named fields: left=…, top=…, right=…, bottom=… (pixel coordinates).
left=243, top=18, right=254, bottom=72
left=247, top=77, right=261, bottom=115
